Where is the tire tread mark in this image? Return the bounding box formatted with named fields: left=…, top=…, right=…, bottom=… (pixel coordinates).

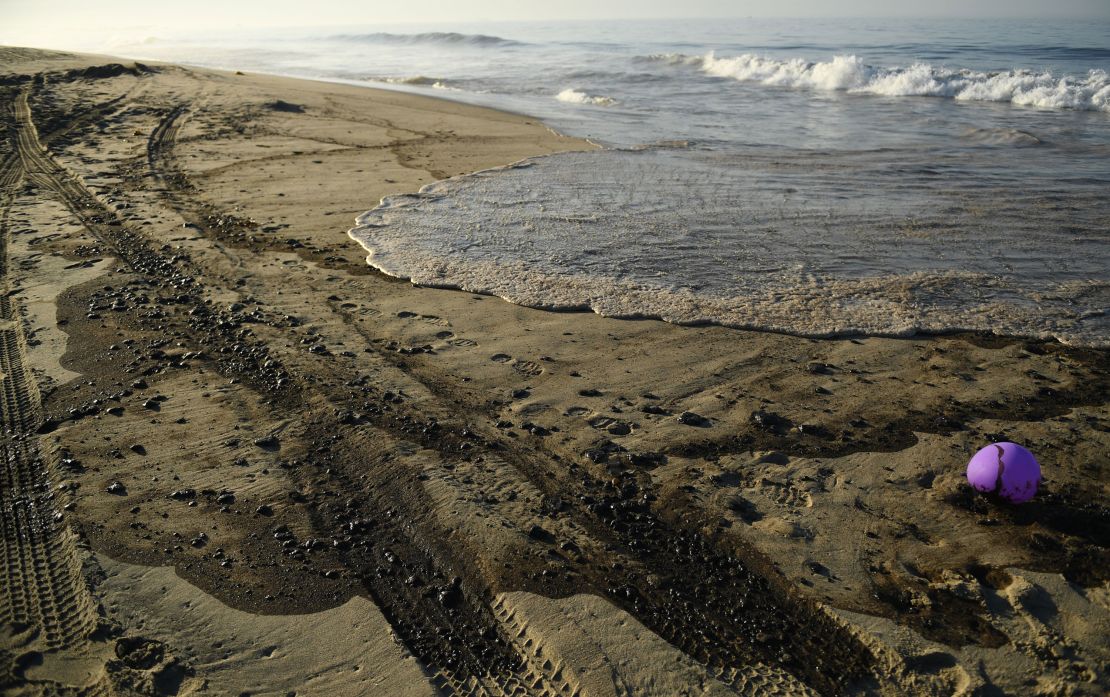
left=1, top=86, right=113, bottom=695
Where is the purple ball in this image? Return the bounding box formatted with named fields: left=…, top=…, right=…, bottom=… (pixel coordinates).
left=966, top=442, right=1041, bottom=503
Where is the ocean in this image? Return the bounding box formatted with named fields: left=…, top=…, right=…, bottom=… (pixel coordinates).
left=106, top=18, right=1110, bottom=346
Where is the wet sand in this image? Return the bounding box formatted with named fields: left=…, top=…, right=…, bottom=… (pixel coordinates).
left=0, top=47, right=1107, bottom=696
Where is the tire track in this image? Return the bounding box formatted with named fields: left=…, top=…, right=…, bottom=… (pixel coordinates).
left=144, top=96, right=889, bottom=695
left=0, top=88, right=109, bottom=696
left=290, top=421, right=570, bottom=697
left=317, top=260, right=879, bottom=693
left=147, top=101, right=587, bottom=697
left=31, top=79, right=148, bottom=150
left=29, top=86, right=568, bottom=697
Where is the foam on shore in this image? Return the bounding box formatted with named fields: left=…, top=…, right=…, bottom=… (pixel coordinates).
left=350, top=149, right=1109, bottom=347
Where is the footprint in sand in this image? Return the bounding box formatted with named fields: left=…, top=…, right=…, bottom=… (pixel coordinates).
left=487, top=356, right=542, bottom=375
left=588, top=415, right=616, bottom=429
left=395, top=310, right=446, bottom=326
left=761, top=479, right=814, bottom=509
left=512, top=360, right=543, bottom=377
left=435, top=329, right=479, bottom=348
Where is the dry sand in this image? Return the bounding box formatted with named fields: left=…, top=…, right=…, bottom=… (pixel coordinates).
left=0, top=47, right=1106, bottom=696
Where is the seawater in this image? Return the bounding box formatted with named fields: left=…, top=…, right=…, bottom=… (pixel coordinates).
left=108, top=19, right=1110, bottom=345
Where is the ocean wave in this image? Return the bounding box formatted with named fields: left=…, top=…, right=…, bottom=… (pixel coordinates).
left=375, top=75, right=457, bottom=90
left=960, top=127, right=1043, bottom=147
left=328, top=32, right=520, bottom=47
left=555, top=88, right=617, bottom=106
left=650, top=52, right=1110, bottom=112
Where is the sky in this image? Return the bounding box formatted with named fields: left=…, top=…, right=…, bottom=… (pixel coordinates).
left=2, top=0, right=1108, bottom=49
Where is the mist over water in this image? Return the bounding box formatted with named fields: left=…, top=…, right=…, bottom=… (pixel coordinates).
left=109, top=18, right=1110, bottom=345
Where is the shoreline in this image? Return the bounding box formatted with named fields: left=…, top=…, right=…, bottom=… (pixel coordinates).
left=1, top=47, right=1107, bottom=696
left=354, top=257, right=1110, bottom=350
left=350, top=149, right=1108, bottom=350
left=348, top=146, right=1109, bottom=351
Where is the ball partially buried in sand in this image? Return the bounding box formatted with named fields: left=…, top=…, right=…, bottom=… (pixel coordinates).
left=966, top=442, right=1041, bottom=503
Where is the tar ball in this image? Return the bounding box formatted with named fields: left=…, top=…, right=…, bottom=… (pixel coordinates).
left=966, top=442, right=1041, bottom=504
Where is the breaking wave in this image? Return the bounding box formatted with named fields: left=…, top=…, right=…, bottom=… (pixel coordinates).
left=650, top=52, right=1110, bottom=112
left=556, top=88, right=617, bottom=106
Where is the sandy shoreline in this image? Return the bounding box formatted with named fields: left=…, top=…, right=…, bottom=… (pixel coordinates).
left=0, top=46, right=1106, bottom=696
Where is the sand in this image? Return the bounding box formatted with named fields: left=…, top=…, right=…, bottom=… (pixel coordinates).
left=0, top=47, right=1106, bottom=696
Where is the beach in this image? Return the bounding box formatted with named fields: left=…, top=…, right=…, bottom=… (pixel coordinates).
left=0, top=47, right=1107, bottom=696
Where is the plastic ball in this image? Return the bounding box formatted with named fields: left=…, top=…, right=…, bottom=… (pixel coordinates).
left=966, top=442, right=1040, bottom=503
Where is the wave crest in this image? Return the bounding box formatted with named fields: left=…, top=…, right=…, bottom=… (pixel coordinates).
left=653, top=52, right=1110, bottom=112
left=556, top=88, right=617, bottom=106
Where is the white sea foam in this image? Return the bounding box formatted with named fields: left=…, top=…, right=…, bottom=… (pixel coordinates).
left=350, top=150, right=1110, bottom=347
left=556, top=88, right=617, bottom=106
left=654, top=52, right=1110, bottom=112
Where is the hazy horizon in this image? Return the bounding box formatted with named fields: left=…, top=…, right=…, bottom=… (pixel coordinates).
left=2, top=0, right=1109, bottom=52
